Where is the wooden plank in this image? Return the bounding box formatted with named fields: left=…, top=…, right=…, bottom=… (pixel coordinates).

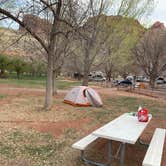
left=93, top=113, right=152, bottom=144
left=142, top=128, right=166, bottom=166
left=72, top=134, right=98, bottom=150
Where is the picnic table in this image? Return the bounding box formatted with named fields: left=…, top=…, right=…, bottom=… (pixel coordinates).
left=91, top=113, right=152, bottom=166
left=72, top=113, right=158, bottom=166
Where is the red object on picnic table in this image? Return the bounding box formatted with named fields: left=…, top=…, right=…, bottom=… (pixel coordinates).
left=137, top=107, right=149, bottom=122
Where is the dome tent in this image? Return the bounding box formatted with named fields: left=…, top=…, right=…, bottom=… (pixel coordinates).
left=64, top=86, right=103, bottom=107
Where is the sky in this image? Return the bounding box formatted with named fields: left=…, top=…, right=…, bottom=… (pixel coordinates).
left=150, top=0, right=166, bottom=26
left=0, top=0, right=166, bottom=29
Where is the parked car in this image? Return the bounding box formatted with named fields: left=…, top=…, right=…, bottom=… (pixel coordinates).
left=118, top=79, right=132, bottom=86
left=89, top=75, right=106, bottom=82
left=156, top=77, right=166, bottom=84
left=88, top=74, right=94, bottom=81
left=136, top=76, right=149, bottom=82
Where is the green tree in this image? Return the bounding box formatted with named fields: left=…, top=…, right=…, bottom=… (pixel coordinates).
left=100, top=16, right=145, bottom=80
left=0, top=54, right=10, bottom=78
left=27, top=60, right=46, bottom=77
left=10, top=57, right=27, bottom=79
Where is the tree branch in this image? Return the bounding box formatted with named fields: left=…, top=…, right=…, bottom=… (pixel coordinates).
left=0, top=16, right=8, bottom=21
left=0, top=7, right=48, bottom=53
left=40, top=0, right=57, bottom=15
left=0, top=32, right=28, bottom=54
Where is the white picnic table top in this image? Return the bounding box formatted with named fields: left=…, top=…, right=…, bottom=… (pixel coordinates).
left=93, top=113, right=152, bottom=144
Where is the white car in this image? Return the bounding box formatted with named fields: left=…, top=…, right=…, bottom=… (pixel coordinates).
left=91, top=75, right=106, bottom=82
left=156, top=77, right=165, bottom=84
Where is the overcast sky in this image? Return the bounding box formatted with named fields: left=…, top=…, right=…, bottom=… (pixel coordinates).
left=150, top=0, right=166, bottom=26
left=1, top=0, right=166, bottom=29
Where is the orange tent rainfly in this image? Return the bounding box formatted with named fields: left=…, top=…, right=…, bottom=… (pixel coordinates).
left=64, top=86, right=103, bottom=107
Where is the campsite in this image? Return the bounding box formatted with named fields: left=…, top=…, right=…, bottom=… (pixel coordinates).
left=0, top=0, right=166, bottom=166
left=0, top=79, right=165, bottom=166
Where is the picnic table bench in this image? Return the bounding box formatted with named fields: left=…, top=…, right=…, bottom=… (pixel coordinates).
left=142, top=128, right=165, bottom=166
left=72, top=134, right=98, bottom=151
left=72, top=113, right=165, bottom=166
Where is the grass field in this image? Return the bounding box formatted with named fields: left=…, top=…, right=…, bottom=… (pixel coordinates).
left=0, top=80, right=165, bottom=166
left=0, top=94, right=6, bottom=99
left=0, top=77, right=82, bottom=89
left=0, top=129, right=65, bottom=166
left=0, top=76, right=100, bottom=89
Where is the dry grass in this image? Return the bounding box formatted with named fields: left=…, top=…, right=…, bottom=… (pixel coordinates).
left=0, top=85, right=165, bottom=166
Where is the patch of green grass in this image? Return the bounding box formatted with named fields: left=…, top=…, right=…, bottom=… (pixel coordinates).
left=0, top=78, right=45, bottom=88
left=0, top=129, right=66, bottom=165
left=8, top=130, right=25, bottom=142
left=105, top=96, right=166, bottom=119
left=0, top=142, right=16, bottom=159
left=24, top=144, right=56, bottom=158
left=0, top=78, right=81, bottom=89
left=0, top=94, right=6, bottom=99
left=67, top=96, right=166, bottom=124
left=56, top=80, right=81, bottom=89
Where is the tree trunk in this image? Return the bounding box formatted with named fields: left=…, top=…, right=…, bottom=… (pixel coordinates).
left=149, top=75, right=156, bottom=89
left=17, top=71, right=20, bottom=79
left=82, top=50, right=90, bottom=86
left=106, top=71, right=112, bottom=82
left=44, top=11, right=60, bottom=110
left=32, top=70, right=35, bottom=77
left=44, top=50, right=53, bottom=110
left=0, top=70, right=4, bottom=78
left=52, top=70, right=58, bottom=96
left=82, top=71, right=89, bottom=86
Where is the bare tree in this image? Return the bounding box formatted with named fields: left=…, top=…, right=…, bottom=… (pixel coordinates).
left=133, top=23, right=166, bottom=88
left=74, top=0, right=154, bottom=86
left=0, top=0, right=78, bottom=110
left=52, top=34, right=77, bottom=95
left=74, top=0, right=109, bottom=86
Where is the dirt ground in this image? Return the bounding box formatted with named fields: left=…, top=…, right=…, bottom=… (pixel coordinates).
left=0, top=84, right=165, bottom=166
